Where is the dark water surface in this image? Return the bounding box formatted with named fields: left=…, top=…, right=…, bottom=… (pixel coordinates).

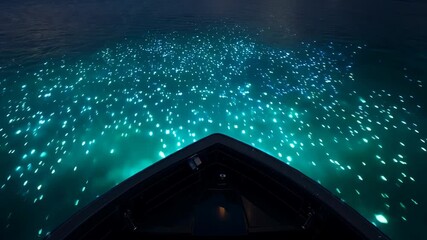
left=1, top=0, right=426, bottom=239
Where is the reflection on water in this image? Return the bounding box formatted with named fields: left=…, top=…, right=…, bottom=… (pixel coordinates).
left=0, top=0, right=426, bottom=240
left=1, top=0, right=426, bottom=67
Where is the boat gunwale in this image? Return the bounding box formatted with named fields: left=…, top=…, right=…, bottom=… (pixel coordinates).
left=47, top=133, right=389, bottom=240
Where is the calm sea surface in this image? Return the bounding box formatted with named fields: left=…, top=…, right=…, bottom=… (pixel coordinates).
left=0, top=0, right=426, bottom=239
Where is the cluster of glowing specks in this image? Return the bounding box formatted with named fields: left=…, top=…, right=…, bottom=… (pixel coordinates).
left=0, top=26, right=425, bottom=239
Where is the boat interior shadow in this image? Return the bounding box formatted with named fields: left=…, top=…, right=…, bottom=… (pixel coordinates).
left=46, top=134, right=389, bottom=240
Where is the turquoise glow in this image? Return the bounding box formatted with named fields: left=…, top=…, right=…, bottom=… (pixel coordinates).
left=375, top=214, right=389, bottom=224
left=0, top=26, right=425, bottom=239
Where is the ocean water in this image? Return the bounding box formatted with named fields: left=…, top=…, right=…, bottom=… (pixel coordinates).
left=0, top=0, right=426, bottom=239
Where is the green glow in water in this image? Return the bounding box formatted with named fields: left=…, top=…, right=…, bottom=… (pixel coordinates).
left=0, top=26, right=425, bottom=239
left=375, top=214, right=388, bottom=224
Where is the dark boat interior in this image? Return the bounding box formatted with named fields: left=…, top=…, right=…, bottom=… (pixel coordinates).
left=47, top=134, right=388, bottom=239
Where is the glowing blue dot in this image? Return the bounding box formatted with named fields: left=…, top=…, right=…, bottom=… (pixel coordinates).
left=375, top=214, right=388, bottom=224
left=159, top=151, right=166, bottom=158
left=40, top=152, right=47, bottom=158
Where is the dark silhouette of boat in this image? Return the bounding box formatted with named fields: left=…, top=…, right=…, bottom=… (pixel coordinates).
left=47, top=133, right=389, bottom=239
